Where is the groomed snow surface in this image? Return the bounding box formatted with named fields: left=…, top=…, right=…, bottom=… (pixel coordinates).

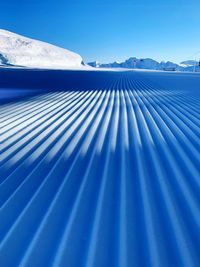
left=0, top=69, right=200, bottom=267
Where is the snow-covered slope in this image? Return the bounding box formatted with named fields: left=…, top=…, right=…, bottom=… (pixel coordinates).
left=0, top=29, right=84, bottom=68
left=1, top=70, right=200, bottom=266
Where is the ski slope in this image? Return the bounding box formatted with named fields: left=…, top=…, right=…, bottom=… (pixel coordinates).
left=0, top=69, right=200, bottom=267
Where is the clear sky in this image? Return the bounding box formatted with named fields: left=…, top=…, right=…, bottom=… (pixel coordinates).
left=1, top=0, right=200, bottom=63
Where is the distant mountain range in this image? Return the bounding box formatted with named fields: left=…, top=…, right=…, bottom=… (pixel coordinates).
left=88, top=58, right=200, bottom=71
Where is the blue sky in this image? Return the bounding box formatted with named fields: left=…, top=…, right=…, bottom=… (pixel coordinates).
left=1, top=0, right=200, bottom=63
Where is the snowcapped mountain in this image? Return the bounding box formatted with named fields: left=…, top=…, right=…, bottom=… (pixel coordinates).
left=88, top=57, right=185, bottom=71
left=0, top=29, right=84, bottom=68
left=180, top=60, right=197, bottom=67
left=87, top=61, right=101, bottom=68
left=158, top=61, right=181, bottom=70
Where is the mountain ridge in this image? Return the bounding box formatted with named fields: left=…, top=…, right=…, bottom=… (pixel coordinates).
left=88, top=57, right=200, bottom=71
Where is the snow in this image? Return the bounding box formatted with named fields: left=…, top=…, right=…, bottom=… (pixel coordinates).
left=1, top=69, right=200, bottom=266
left=0, top=29, right=198, bottom=72
left=180, top=60, right=197, bottom=67
left=88, top=57, right=180, bottom=70
left=87, top=61, right=101, bottom=68
left=0, top=29, right=84, bottom=69
left=88, top=57, right=200, bottom=72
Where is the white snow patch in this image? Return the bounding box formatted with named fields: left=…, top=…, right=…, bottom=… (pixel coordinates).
left=0, top=29, right=84, bottom=68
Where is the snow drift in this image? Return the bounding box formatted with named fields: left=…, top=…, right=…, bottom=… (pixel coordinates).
left=0, top=29, right=84, bottom=68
